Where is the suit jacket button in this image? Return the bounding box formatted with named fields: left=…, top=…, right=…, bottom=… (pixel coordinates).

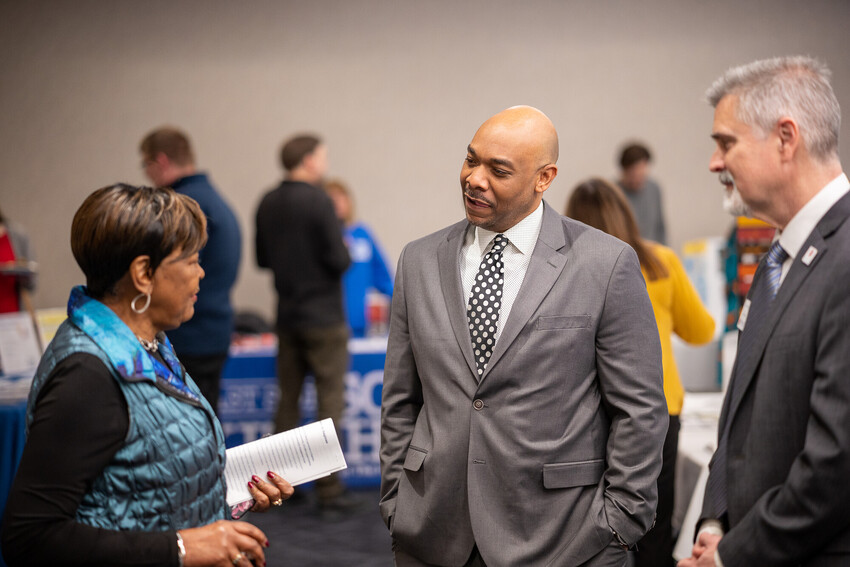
left=473, top=399, right=484, bottom=410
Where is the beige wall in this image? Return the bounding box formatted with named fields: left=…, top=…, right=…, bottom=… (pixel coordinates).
left=2, top=0, right=848, bottom=320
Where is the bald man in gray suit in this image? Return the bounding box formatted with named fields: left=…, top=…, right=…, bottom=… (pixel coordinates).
left=379, top=106, right=667, bottom=567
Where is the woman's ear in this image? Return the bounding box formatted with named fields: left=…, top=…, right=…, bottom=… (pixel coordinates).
left=128, top=256, right=154, bottom=295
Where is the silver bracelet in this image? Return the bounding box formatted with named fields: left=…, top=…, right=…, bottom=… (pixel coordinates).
left=176, top=532, right=187, bottom=567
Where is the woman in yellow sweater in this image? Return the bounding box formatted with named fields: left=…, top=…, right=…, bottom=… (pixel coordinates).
left=566, top=178, right=715, bottom=567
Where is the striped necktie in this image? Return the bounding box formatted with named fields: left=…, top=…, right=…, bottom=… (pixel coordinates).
left=764, top=241, right=789, bottom=299
left=706, top=239, right=788, bottom=518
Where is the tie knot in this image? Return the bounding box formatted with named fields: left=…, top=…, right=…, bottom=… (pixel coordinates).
left=766, top=241, right=788, bottom=267
left=490, top=234, right=508, bottom=255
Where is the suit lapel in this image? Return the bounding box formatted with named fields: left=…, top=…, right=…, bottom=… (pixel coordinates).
left=438, top=221, right=479, bottom=379
left=483, top=203, right=567, bottom=380
left=726, top=192, right=850, bottom=425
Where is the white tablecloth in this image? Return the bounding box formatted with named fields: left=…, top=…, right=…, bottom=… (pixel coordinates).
left=673, top=392, right=723, bottom=560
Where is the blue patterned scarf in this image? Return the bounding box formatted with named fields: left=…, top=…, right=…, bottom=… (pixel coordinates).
left=67, top=285, right=199, bottom=403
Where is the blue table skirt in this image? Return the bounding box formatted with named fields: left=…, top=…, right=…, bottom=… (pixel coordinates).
left=0, top=399, right=28, bottom=567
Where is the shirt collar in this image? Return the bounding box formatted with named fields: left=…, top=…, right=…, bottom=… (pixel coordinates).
left=778, top=173, right=850, bottom=259
left=472, top=200, right=544, bottom=256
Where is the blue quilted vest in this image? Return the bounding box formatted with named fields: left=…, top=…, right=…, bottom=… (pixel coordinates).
left=27, top=286, right=229, bottom=531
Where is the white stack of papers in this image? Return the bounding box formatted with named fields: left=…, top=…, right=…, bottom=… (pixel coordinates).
left=224, top=418, right=347, bottom=507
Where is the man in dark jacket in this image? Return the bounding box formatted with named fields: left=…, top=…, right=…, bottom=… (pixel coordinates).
left=255, top=134, right=355, bottom=516
left=681, top=55, right=850, bottom=567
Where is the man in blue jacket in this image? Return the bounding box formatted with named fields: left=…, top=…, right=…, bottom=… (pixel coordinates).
left=140, top=127, right=242, bottom=414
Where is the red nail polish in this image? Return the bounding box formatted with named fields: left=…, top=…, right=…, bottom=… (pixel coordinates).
left=252, top=475, right=261, bottom=483
left=266, top=471, right=275, bottom=479
left=247, top=481, right=254, bottom=489
left=265, top=540, right=270, bottom=547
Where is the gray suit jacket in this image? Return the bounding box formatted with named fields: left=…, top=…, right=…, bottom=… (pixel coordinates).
left=379, top=203, right=667, bottom=566
left=701, top=191, right=850, bottom=566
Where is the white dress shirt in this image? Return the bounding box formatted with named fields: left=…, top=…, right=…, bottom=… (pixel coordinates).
left=461, top=200, right=544, bottom=344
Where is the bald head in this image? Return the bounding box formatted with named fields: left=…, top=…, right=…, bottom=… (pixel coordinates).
left=477, top=105, right=559, bottom=166
left=460, top=106, right=559, bottom=233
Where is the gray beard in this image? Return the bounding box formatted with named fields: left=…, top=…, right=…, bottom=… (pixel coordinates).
left=720, top=173, right=752, bottom=217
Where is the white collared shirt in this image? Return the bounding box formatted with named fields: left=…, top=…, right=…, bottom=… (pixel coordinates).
left=461, top=200, right=544, bottom=343
left=776, top=172, right=850, bottom=285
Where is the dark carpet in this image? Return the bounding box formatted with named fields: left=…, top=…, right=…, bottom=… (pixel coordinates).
left=248, top=488, right=639, bottom=566
left=247, top=488, right=393, bottom=567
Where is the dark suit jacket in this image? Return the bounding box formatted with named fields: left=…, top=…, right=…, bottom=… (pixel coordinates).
left=702, top=190, right=850, bottom=566
left=380, top=203, right=667, bottom=566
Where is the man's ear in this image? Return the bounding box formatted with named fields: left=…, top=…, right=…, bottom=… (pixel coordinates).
left=535, top=164, right=558, bottom=194
left=128, top=255, right=154, bottom=295
left=301, top=150, right=317, bottom=173
left=776, top=117, right=800, bottom=160
left=154, top=152, right=171, bottom=169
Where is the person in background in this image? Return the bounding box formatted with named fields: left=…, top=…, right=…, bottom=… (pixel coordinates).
left=324, top=179, right=393, bottom=338
left=617, top=142, right=668, bottom=244
left=0, top=206, right=36, bottom=314
left=681, top=56, right=850, bottom=567
left=566, top=178, right=715, bottom=567
left=381, top=106, right=667, bottom=566
left=140, top=127, right=242, bottom=414
left=1, top=184, right=292, bottom=567
left=722, top=224, right=741, bottom=332
left=255, top=135, right=358, bottom=518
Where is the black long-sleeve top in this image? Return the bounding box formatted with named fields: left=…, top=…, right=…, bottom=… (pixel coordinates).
left=1, top=353, right=178, bottom=567
left=255, top=180, right=351, bottom=330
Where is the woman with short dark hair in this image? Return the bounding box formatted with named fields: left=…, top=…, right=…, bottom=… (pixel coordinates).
left=2, top=184, right=292, bottom=567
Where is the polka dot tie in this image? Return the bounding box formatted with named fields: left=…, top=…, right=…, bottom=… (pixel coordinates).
left=467, top=234, right=508, bottom=377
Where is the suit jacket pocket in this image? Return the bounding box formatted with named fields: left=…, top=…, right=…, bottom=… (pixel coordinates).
left=543, top=459, right=605, bottom=489
left=536, top=315, right=592, bottom=331
left=403, top=446, right=427, bottom=471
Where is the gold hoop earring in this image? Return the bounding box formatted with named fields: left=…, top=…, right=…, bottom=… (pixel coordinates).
left=131, top=292, right=151, bottom=314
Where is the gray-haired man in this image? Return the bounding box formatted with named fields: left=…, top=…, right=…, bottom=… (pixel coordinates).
left=681, top=56, right=850, bottom=567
